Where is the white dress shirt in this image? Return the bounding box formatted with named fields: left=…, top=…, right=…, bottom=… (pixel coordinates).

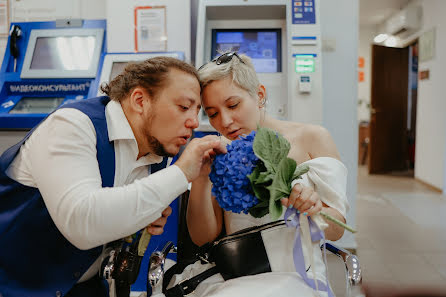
left=6, top=99, right=188, bottom=281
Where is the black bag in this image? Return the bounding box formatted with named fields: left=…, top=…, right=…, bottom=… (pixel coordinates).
left=164, top=220, right=286, bottom=296
left=210, top=220, right=285, bottom=280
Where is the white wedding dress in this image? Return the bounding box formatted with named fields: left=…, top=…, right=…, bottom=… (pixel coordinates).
left=167, top=157, right=349, bottom=297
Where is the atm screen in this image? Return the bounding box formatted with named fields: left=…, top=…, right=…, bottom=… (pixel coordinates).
left=109, top=62, right=129, bottom=81
left=21, top=28, right=104, bottom=79
left=9, top=97, right=64, bottom=114
left=30, top=36, right=96, bottom=71
left=211, top=29, right=281, bottom=73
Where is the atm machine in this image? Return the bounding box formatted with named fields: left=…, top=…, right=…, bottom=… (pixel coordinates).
left=0, top=20, right=106, bottom=153
left=195, top=0, right=322, bottom=131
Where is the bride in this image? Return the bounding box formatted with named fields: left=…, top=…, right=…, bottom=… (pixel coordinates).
left=182, top=52, right=349, bottom=297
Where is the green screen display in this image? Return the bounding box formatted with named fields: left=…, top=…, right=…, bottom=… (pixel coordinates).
left=295, top=55, right=315, bottom=73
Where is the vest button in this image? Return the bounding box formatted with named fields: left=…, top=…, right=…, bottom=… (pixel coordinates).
left=73, top=271, right=81, bottom=278
left=56, top=291, right=62, bottom=297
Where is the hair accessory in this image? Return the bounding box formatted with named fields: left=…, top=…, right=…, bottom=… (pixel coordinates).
left=198, top=51, right=245, bottom=70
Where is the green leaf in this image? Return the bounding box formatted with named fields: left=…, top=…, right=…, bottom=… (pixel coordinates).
left=292, top=164, right=310, bottom=180
left=248, top=160, right=272, bottom=202
left=248, top=164, right=262, bottom=183
left=253, top=127, right=291, bottom=174
left=268, top=157, right=297, bottom=202
left=269, top=198, right=283, bottom=220
left=266, top=157, right=297, bottom=220
left=248, top=200, right=269, bottom=218
left=248, top=160, right=273, bottom=185
left=251, top=182, right=271, bottom=201
left=256, top=171, right=274, bottom=185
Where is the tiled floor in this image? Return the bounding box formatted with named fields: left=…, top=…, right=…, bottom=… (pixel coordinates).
left=356, top=165, right=446, bottom=293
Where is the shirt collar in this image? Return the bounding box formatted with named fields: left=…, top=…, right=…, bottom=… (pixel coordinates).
left=105, top=99, right=163, bottom=164
left=106, top=99, right=134, bottom=142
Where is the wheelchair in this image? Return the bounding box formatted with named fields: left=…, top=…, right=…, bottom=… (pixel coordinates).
left=146, top=191, right=363, bottom=297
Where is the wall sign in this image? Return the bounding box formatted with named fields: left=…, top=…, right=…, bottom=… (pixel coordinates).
left=7, top=81, right=90, bottom=95
left=419, top=70, right=429, bottom=80
left=134, top=6, right=167, bottom=52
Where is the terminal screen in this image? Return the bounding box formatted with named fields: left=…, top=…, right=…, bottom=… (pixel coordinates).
left=9, top=97, right=64, bottom=114
left=211, top=29, right=281, bottom=73
left=109, top=62, right=129, bottom=81
left=30, top=36, right=96, bottom=71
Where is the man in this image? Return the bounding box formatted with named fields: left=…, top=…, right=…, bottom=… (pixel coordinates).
left=0, top=57, right=226, bottom=297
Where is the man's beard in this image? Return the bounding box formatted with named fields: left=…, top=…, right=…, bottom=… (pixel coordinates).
left=144, top=107, right=177, bottom=157
left=147, top=134, right=176, bottom=157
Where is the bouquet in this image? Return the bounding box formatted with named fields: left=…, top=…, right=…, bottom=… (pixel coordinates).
left=209, top=127, right=355, bottom=233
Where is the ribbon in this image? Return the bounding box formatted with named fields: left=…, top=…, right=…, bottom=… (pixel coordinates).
left=284, top=208, right=335, bottom=297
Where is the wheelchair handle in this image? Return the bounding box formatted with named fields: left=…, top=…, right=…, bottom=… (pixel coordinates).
left=148, top=241, right=177, bottom=294
left=322, top=242, right=362, bottom=286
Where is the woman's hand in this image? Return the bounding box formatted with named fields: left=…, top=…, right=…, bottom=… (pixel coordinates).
left=198, top=148, right=214, bottom=178
left=198, top=136, right=230, bottom=178
left=280, top=183, right=322, bottom=216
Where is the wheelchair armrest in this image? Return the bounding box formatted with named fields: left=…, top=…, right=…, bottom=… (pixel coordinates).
left=321, top=242, right=362, bottom=287
left=148, top=241, right=177, bottom=295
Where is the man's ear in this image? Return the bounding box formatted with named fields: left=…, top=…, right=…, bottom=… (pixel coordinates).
left=128, top=87, right=149, bottom=114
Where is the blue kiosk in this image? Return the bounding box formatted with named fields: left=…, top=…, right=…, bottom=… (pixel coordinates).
left=0, top=20, right=106, bottom=129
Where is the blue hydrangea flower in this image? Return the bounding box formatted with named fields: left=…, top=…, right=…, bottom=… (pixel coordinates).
left=209, top=131, right=259, bottom=214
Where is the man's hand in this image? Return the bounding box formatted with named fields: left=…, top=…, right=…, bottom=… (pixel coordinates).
left=146, top=206, right=172, bottom=235
left=175, top=135, right=227, bottom=182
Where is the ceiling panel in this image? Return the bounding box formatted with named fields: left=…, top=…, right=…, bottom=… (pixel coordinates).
left=359, top=0, right=411, bottom=26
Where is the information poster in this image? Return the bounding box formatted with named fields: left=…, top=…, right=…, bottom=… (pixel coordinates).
left=134, top=6, right=167, bottom=52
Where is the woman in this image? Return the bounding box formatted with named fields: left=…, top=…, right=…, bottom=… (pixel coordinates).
left=183, top=52, right=349, bottom=297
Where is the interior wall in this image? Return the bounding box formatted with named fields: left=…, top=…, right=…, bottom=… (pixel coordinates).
left=413, top=0, right=446, bottom=191
left=320, top=0, right=359, bottom=248
left=358, top=25, right=376, bottom=123
left=397, top=0, right=446, bottom=191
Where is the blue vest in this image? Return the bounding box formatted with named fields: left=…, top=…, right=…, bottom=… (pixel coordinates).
left=0, top=97, right=167, bottom=297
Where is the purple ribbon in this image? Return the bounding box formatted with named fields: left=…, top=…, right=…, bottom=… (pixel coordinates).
left=284, top=208, right=334, bottom=297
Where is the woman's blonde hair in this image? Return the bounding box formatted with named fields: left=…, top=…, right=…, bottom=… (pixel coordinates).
left=198, top=53, right=260, bottom=99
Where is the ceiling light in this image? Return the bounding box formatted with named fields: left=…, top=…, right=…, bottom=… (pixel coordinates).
left=384, top=36, right=397, bottom=47
left=373, top=33, right=388, bottom=43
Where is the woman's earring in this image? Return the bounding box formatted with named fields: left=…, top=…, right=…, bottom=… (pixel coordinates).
left=259, top=97, right=266, bottom=108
